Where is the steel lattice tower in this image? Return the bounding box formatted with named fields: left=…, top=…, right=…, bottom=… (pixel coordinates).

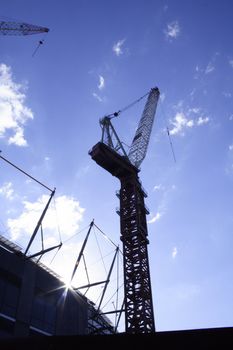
left=120, top=174, right=155, bottom=333
left=89, top=87, right=159, bottom=333
left=89, top=142, right=155, bottom=333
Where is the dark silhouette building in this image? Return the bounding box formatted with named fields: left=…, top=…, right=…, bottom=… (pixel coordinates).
left=0, top=234, right=115, bottom=337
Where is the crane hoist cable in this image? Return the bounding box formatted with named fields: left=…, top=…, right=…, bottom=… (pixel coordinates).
left=167, top=127, right=176, bottom=163
left=32, top=31, right=49, bottom=57
left=106, top=90, right=151, bottom=119
left=158, top=100, right=177, bottom=164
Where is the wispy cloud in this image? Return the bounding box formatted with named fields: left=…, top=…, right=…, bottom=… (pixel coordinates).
left=0, top=182, right=14, bottom=200
left=169, top=112, right=194, bottom=135
left=98, top=75, right=105, bottom=90
left=164, top=21, right=180, bottom=40
left=172, top=246, right=178, bottom=259
left=150, top=184, right=177, bottom=226
left=225, top=140, right=233, bottom=175
left=92, top=92, right=103, bottom=102
left=8, top=194, right=85, bottom=241
left=205, top=52, right=219, bottom=74
left=0, top=63, right=33, bottom=146
left=193, top=65, right=200, bottom=77
left=197, top=116, right=209, bottom=125
left=160, top=92, right=166, bottom=102
left=169, top=107, right=210, bottom=136
left=112, top=39, right=126, bottom=56
left=229, top=59, right=233, bottom=68
left=147, top=212, right=161, bottom=224
left=222, top=92, right=232, bottom=98
left=205, top=61, right=215, bottom=74
left=194, top=53, right=219, bottom=78
left=153, top=184, right=163, bottom=191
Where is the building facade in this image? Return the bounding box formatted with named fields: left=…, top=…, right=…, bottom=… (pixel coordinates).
left=0, top=235, right=115, bottom=337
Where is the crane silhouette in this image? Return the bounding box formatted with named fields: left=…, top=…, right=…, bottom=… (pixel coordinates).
left=0, top=19, right=49, bottom=35
left=89, top=87, right=160, bottom=333
left=0, top=18, right=49, bottom=56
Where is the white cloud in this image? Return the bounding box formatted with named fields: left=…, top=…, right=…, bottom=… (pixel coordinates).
left=147, top=212, right=161, bottom=224
left=229, top=144, right=233, bottom=151
left=173, top=100, right=184, bottom=110
left=230, top=115, right=233, bottom=121
left=160, top=92, right=166, bottom=102
left=0, top=182, right=14, bottom=200
left=172, top=246, right=178, bottom=259
left=8, top=127, right=27, bottom=146
left=153, top=184, right=162, bottom=191
left=92, top=92, right=103, bottom=102
left=112, top=39, right=126, bottom=56
left=0, top=63, right=33, bottom=146
left=98, top=75, right=105, bottom=90
left=169, top=111, right=210, bottom=136
left=164, top=21, right=180, bottom=40
left=197, top=116, right=209, bottom=125
left=229, top=59, right=233, bottom=68
left=205, top=53, right=219, bottom=74
left=186, top=119, right=194, bottom=127
left=205, top=62, right=215, bottom=74
left=8, top=194, right=85, bottom=241
left=190, top=89, right=196, bottom=99
left=188, top=107, right=200, bottom=114
left=169, top=112, right=194, bottom=135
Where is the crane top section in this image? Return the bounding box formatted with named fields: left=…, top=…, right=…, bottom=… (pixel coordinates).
left=0, top=21, right=49, bottom=35
left=98, top=87, right=160, bottom=170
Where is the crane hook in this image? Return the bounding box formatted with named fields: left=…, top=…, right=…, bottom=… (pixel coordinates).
left=32, top=39, right=44, bottom=57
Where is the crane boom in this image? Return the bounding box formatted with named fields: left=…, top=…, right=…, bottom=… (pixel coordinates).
left=128, top=87, right=160, bottom=168
left=0, top=21, right=49, bottom=36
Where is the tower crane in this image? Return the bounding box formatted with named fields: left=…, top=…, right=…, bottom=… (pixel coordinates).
left=89, top=87, right=160, bottom=333
left=0, top=20, right=49, bottom=36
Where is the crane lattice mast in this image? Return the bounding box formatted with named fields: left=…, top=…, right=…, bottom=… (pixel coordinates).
left=0, top=20, right=49, bottom=36
left=89, top=87, right=160, bottom=333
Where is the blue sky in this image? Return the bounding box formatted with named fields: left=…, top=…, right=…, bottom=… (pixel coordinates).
left=0, top=0, right=233, bottom=332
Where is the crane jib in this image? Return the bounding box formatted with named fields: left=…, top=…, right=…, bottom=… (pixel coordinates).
left=0, top=21, right=49, bottom=35
left=128, top=87, right=160, bottom=168
left=132, top=132, right=142, bottom=142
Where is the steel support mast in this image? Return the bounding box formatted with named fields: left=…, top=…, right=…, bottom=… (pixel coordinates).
left=89, top=87, right=160, bottom=333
